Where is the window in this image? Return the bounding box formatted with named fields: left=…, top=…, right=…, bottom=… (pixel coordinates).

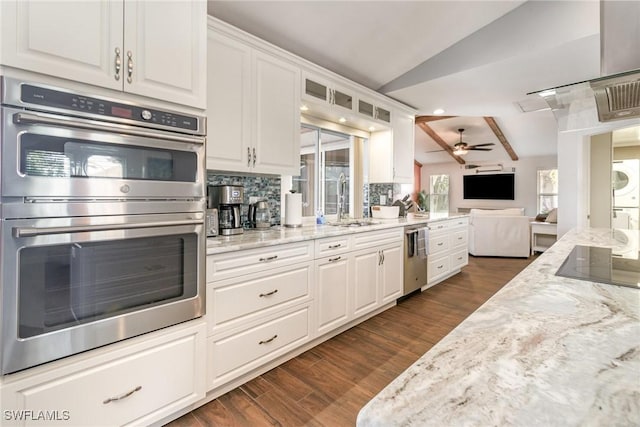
left=291, top=125, right=354, bottom=219
left=537, top=169, right=558, bottom=213
left=429, top=174, right=449, bottom=213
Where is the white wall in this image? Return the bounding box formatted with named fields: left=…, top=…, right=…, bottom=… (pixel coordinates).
left=420, top=155, right=557, bottom=217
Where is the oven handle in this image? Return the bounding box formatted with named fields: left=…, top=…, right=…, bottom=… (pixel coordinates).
left=13, top=219, right=202, bottom=238
left=13, top=112, right=205, bottom=145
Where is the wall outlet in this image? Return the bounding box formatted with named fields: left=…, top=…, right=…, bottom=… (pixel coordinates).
left=379, top=195, right=386, bottom=205
left=249, top=196, right=258, bottom=204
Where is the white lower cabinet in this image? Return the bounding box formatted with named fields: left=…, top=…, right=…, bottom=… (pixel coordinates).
left=379, top=243, right=403, bottom=304
left=352, top=249, right=380, bottom=318
left=426, top=217, right=470, bottom=287
left=315, top=254, right=351, bottom=335
left=207, top=307, right=311, bottom=389
left=0, top=320, right=206, bottom=427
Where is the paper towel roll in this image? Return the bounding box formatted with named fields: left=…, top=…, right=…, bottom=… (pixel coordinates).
left=285, top=193, right=302, bottom=227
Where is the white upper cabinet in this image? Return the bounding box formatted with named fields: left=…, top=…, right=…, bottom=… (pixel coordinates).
left=302, top=73, right=355, bottom=113
left=207, top=23, right=301, bottom=175
left=369, top=108, right=415, bottom=184
left=1, top=0, right=206, bottom=109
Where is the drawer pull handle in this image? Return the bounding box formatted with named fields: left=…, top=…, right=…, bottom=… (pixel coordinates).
left=259, top=289, right=278, bottom=297
left=437, top=265, right=444, bottom=269
left=329, top=256, right=341, bottom=262
left=259, top=255, right=278, bottom=262
left=103, top=385, right=142, bottom=404
left=457, top=257, right=463, bottom=260
left=328, top=243, right=342, bottom=249
left=437, top=242, right=444, bottom=246
left=259, top=334, right=278, bottom=345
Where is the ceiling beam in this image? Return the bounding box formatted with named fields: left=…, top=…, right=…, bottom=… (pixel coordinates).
left=484, top=116, right=518, bottom=161
left=415, top=115, right=457, bottom=124
left=416, top=122, right=465, bottom=165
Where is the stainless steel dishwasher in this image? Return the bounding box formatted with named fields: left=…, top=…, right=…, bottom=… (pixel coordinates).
left=404, top=225, right=429, bottom=295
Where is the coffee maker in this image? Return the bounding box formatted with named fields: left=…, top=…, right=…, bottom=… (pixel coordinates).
left=207, top=185, right=244, bottom=236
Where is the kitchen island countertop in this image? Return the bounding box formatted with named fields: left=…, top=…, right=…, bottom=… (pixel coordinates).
left=357, top=227, right=640, bottom=426
left=206, top=212, right=466, bottom=255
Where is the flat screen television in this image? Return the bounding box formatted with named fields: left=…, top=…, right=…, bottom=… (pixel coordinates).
left=463, top=173, right=515, bottom=200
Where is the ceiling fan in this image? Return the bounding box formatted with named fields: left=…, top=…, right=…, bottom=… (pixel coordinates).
left=451, top=129, right=495, bottom=155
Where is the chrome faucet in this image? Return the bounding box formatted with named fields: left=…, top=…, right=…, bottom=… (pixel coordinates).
left=337, top=172, right=347, bottom=221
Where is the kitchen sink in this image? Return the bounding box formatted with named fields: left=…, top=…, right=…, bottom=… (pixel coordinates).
left=327, top=220, right=380, bottom=227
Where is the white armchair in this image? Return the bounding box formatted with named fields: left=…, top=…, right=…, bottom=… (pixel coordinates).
left=468, top=208, right=531, bottom=257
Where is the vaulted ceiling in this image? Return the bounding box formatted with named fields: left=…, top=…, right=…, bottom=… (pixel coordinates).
left=207, top=1, right=606, bottom=164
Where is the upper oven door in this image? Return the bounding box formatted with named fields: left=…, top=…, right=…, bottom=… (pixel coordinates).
left=1, top=107, right=205, bottom=200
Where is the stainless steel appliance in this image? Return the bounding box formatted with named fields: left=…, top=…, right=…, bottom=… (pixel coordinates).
left=404, top=225, right=429, bottom=295
left=206, top=208, right=219, bottom=237
left=248, top=200, right=271, bottom=229
left=208, top=185, right=244, bottom=235
left=0, top=77, right=206, bottom=374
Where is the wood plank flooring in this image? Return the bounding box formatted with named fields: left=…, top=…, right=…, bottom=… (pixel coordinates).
left=166, top=255, right=535, bottom=427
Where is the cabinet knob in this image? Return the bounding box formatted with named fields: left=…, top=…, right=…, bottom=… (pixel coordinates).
left=103, top=385, right=142, bottom=404
left=258, top=334, right=278, bottom=345
left=114, top=47, right=121, bottom=81
left=126, top=51, right=133, bottom=83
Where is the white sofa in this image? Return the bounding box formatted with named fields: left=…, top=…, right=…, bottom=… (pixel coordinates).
left=468, top=208, right=531, bottom=257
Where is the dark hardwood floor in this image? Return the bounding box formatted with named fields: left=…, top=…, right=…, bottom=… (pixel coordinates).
left=166, top=255, right=536, bottom=427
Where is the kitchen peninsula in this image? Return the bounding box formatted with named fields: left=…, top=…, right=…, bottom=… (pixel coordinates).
left=357, top=227, right=640, bottom=426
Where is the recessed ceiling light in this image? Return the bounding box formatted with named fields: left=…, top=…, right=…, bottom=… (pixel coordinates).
left=339, top=117, right=346, bottom=123
left=368, top=126, right=376, bottom=131
left=300, top=105, right=309, bottom=111
left=433, top=108, right=445, bottom=115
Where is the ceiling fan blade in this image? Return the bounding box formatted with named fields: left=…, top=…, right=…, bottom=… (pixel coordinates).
left=468, top=147, right=493, bottom=151
left=424, top=149, right=446, bottom=153
left=467, top=143, right=495, bottom=148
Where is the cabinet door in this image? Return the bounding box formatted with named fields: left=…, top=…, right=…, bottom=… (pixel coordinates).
left=315, top=256, right=350, bottom=335
left=392, top=113, right=415, bottom=184
left=1, top=0, right=122, bottom=90
left=253, top=51, right=301, bottom=175
left=368, top=129, right=393, bottom=183
left=124, top=0, right=206, bottom=108
left=352, top=249, right=380, bottom=318
left=206, top=30, right=252, bottom=172
left=380, top=244, right=403, bottom=303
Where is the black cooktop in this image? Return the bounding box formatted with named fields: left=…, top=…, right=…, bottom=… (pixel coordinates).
left=556, top=245, right=640, bottom=290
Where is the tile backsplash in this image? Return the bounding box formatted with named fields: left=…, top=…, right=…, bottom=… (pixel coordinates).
left=207, top=172, right=281, bottom=226
left=207, top=172, right=404, bottom=224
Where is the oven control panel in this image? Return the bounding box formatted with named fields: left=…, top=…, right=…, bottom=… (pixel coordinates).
left=17, top=82, right=203, bottom=134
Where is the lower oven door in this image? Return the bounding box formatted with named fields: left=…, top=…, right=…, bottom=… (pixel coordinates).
left=0, top=213, right=204, bottom=375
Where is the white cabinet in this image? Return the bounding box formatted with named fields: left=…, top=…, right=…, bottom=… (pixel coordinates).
left=1, top=320, right=206, bottom=427
left=302, top=73, right=355, bottom=113
left=426, top=217, right=469, bottom=287
left=315, top=254, right=351, bottom=335
left=205, top=242, right=313, bottom=390
left=357, top=96, right=391, bottom=124
left=207, top=25, right=301, bottom=175
left=316, top=227, right=403, bottom=333
left=0, top=0, right=206, bottom=108
left=368, top=109, right=415, bottom=184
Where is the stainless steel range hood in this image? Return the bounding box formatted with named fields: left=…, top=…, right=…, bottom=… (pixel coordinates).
left=532, top=1, right=640, bottom=129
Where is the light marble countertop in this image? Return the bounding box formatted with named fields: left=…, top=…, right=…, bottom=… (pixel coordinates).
left=206, top=212, right=467, bottom=255
left=357, top=227, right=640, bottom=426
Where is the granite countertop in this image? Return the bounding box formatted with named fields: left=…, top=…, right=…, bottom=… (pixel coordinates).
left=206, top=212, right=467, bottom=255
left=357, top=227, right=640, bottom=426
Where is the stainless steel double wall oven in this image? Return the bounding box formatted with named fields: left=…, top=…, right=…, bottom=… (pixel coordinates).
left=0, top=77, right=207, bottom=374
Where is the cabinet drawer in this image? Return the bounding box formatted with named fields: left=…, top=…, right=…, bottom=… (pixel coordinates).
left=207, top=241, right=313, bottom=281
left=428, top=220, right=449, bottom=234
left=207, top=307, right=310, bottom=387
left=450, top=248, right=469, bottom=271
left=428, top=253, right=450, bottom=283
left=208, top=263, right=312, bottom=333
left=352, top=227, right=402, bottom=250
left=449, top=217, right=469, bottom=228
left=1, top=322, right=205, bottom=427
left=451, top=228, right=468, bottom=248
left=429, top=233, right=450, bottom=254
left=315, top=235, right=351, bottom=256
